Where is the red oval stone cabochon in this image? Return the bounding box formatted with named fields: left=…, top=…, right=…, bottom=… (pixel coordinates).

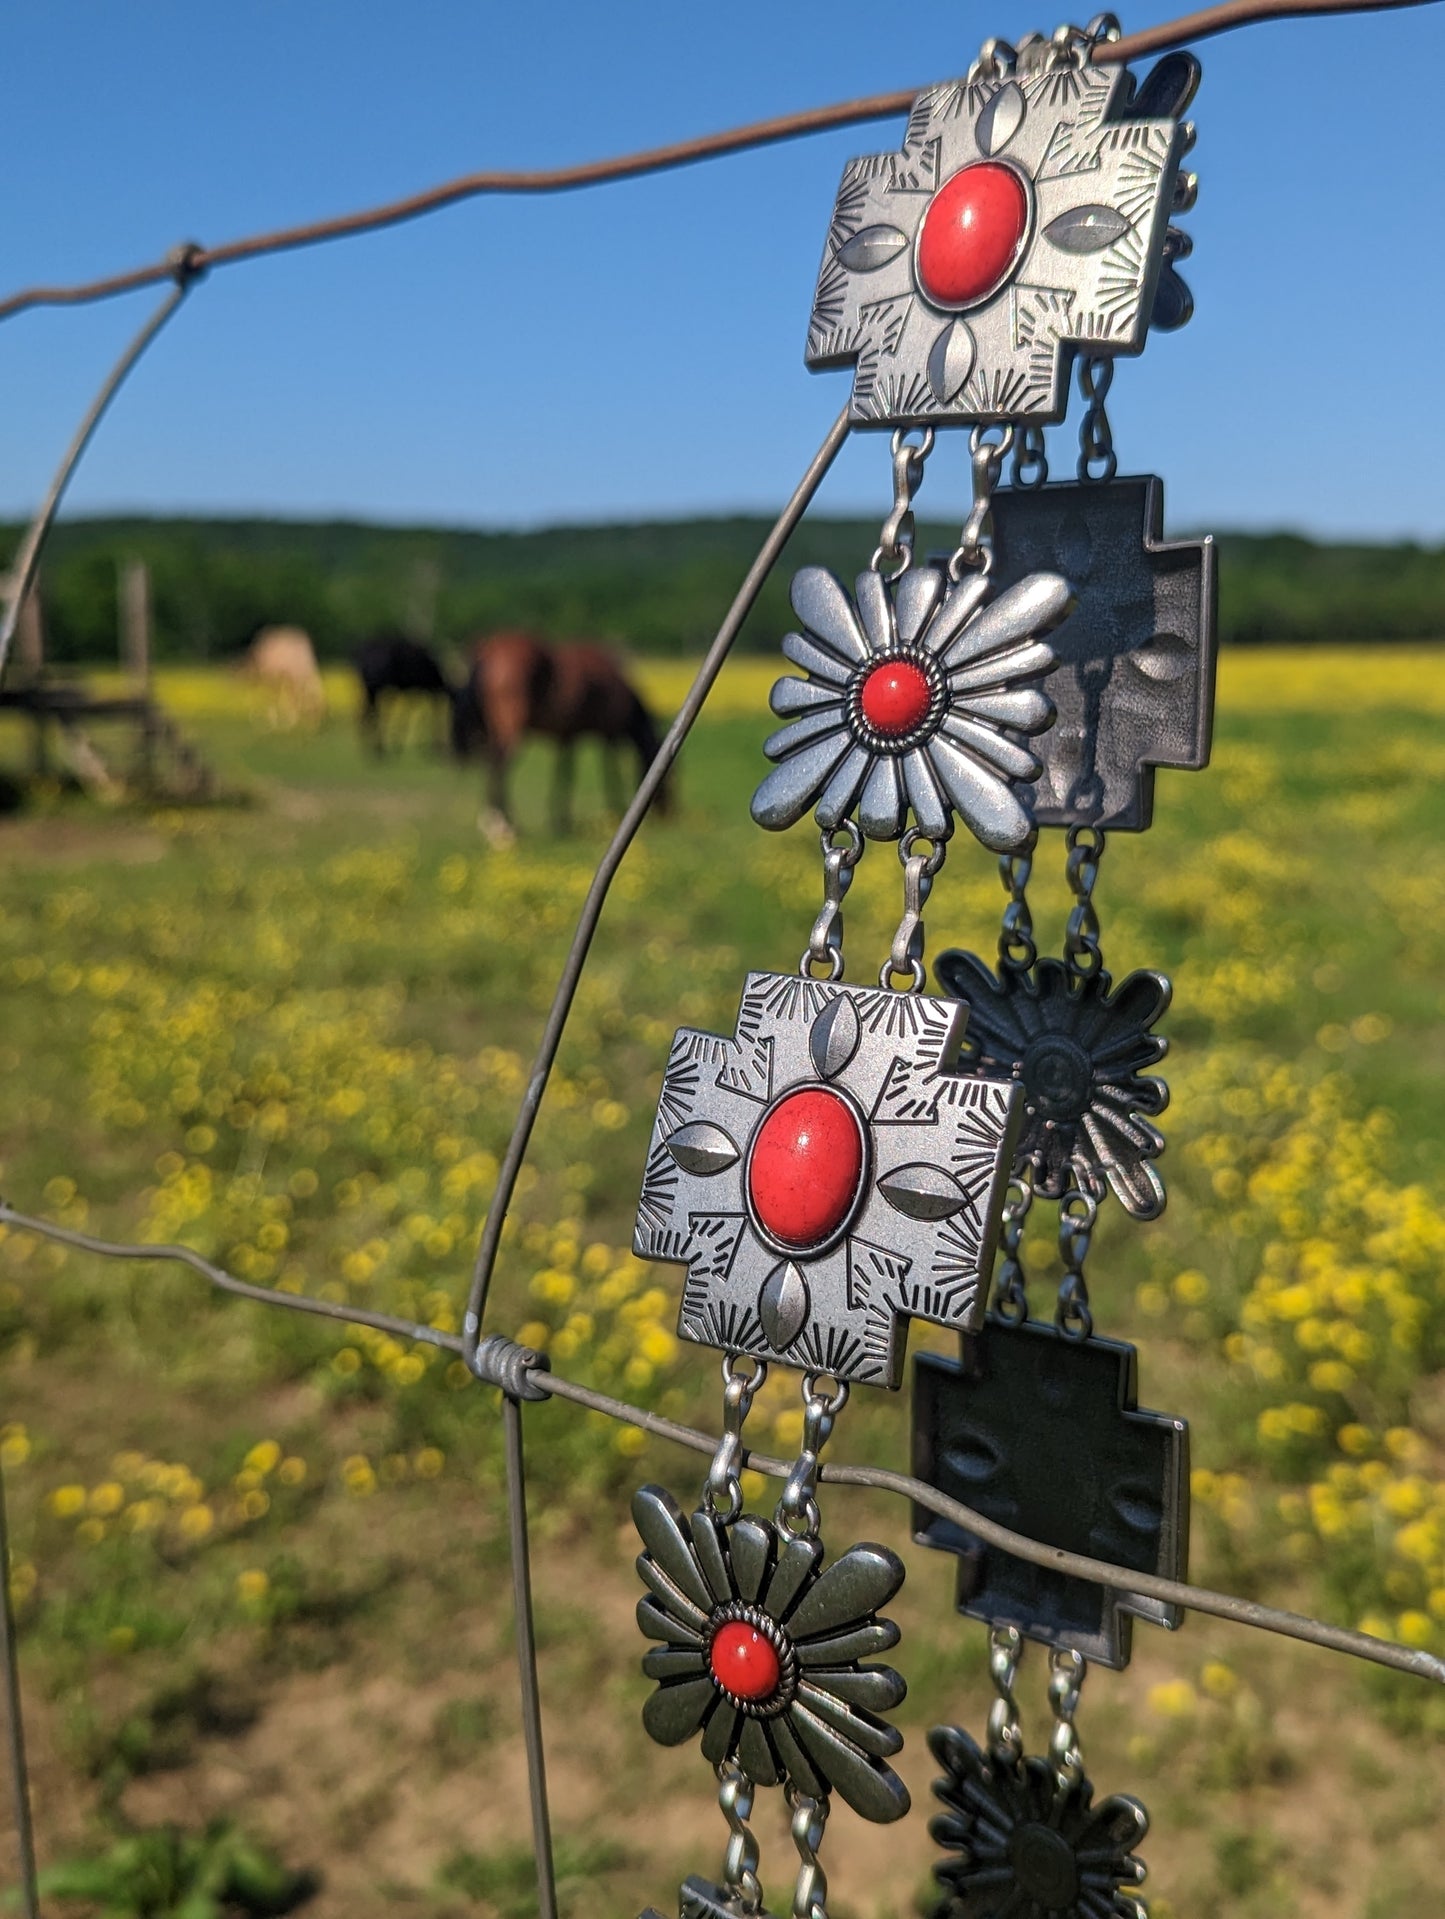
left=709, top=1620, right=781, bottom=1701
left=916, top=161, right=1031, bottom=311
left=748, top=1086, right=864, bottom=1250
left=860, top=659, right=932, bottom=738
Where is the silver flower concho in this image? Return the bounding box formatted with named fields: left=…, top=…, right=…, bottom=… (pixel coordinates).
left=806, top=49, right=1198, bottom=425
left=634, top=972, right=1023, bottom=1386
left=929, top=1724, right=1149, bottom=1919
left=751, top=564, right=1073, bottom=852
left=634, top=1484, right=910, bottom=1823
left=934, top=950, right=1169, bottom=1219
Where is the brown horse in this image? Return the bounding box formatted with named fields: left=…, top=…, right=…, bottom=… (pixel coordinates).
left=453, top=631, right=670, bottom=841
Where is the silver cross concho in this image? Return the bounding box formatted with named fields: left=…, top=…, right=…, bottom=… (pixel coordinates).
left=806, top=45, right=1197, bottom=425
left=633, top=972, right=1023, bottom=1386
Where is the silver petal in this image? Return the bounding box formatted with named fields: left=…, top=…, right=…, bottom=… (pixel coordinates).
left=768, top=1712, right=827, bottom=1799
left=770, top=676, right=845, bottom=717
left=836, top=224, right=911, bottom=273
left=937, top=572, right=1074, bottom=671
left=638, top=1554, right=711, bottom=1633
left=949, top=637, right=1058, bottom=694
left=813, top=744, right=873, bottom=830
left=957, top=685, right=1054, bottom=731
left=736, top=1714, right=782, bottom=1786
left=782, top=629, right=853, bottom=685
left=751, top=733, right=853, bottom=831
left=877, top=1162, right=971, bottom=1221
left=700, top=1697, right=741, bottom=1766
left=1044, top=204, right=1131, bottom=254
left=637, top=1595, right=704, bottom=1648
left=788, top=1702, right=910, bottom=1823
left=763, top=1533, right=824, bottom=1621
left=796, top=1680, right=903, bottom=1758
left=632, top=1484, right=716, bottom=1615
left=809, top=996, right=860, bottom=1081
left=728, top=1518, right=774, bottom=1605
left=938, top=714, right=1041, bottom=780
left=763, top=710, right=851, bottom=761
left=795, top=1620, right=900, bottom=1665
left=799, top=1665, right=906, bottom=1712
left=926, top=318, right=976, bottom=406
left=791, top=568, right=871, bottom=665
left=758, top=1262, right=810, bottom=1349
left=893, top=565, right=946, bottom=646
left=665, top=1121, right=740, bottom=1178
left=920, top=571, right=992, bottom=657
left=853, top=567, right=894, bottom=656
left=643, top=1675, right=717, bottom=1747
left=690, top=1506, right=736, bottom=1607
left=902, top=749, right=950, bottom=839
left=976, top=81, right=1025, bottom=156
left=858, top=752, right=905, bottom=839
left=786, top=1544, right=905, bottom=1639
left=926, top=738, right=1034, bottom=852
left=643, top=1645, right=708, bottom=1680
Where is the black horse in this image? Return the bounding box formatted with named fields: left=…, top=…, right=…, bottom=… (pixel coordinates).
left=353, top=634, right=455, bottom=754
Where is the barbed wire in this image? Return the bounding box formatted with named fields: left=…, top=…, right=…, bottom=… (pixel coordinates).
left=0, top=0, right=1432, bottom=327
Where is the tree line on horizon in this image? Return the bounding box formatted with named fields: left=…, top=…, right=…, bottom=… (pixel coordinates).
left=6, top=512, right=1441, bottom=666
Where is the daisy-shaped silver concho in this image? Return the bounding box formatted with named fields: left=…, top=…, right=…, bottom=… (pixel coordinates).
left=750, top=563, right=1073, bottom=852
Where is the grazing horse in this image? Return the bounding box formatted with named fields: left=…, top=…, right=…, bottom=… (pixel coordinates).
left=240, top=626, right=326, bottom=730
left=453, top=631, right=670, bottom=842
left=353, top=633, right=454, bottom=754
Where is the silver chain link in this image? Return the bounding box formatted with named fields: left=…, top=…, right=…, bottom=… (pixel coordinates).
left=1055, top=1180, right=1097, bottom=1341
left=1062, top=824, right=1106, bottom=980
left=949, top=425, right=1015, bottom=579
left=986, top=1624, right=1026, bottom=1766
left=992, top=1170, right=1034, bottom=1324
left=997, top=841, right=1037, bottom=972
left=704, top=1353, right=768, bottom=1523
left=1010, top=423, right=1049, bottom=490
left=1076, top=353, right=1117, bottom=484
left=880, top=829, right=947, bottom=992
left=776, top=1373, right=849, bottom=1541
left=800, top=823, right=863, bottom=981
left=786, top=1788, right=830, bottom=1919
left=871, top=428, right=934, bottom=578
left=716, top=1759, right=765, bottom=1915
left=1047, top=1647, right=1088, bottom=1791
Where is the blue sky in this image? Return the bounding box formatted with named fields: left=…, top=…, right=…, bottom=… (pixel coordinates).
left=3, top=1, right=1442, bottom=538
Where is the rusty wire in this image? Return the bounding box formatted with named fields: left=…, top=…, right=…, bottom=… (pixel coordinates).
left=0, top=0, right=1434, bottom=327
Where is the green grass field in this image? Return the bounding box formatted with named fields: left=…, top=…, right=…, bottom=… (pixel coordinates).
left=2, top=649, right=1444, bottom=1919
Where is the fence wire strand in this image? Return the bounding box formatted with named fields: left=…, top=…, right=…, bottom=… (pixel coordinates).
left=0, top=0, right=1433, bottom=326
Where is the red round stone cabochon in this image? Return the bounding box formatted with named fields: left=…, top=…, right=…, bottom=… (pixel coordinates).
left=747, top=1086, right=864, bottom=1251
left=916, top=161, right=1030, bottom=311
left=709, top=1619, right=781, bottom=1702
left=860, top=659, right=933, bottom=738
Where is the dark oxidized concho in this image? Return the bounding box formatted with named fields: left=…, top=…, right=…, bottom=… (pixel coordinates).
left=634, top=1484, right=910, bottom=1824
left=929, top=1724, right=1148, bottom=1919
left=933, top=950, right=1169, bottom=1219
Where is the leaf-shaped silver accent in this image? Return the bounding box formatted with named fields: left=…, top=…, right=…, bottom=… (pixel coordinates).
left=836, top=224, right=911, bottom=272
left=664, top=1121, right=739, bottom=1177
left=926, top=318, right=976, bottom=405
left=758, top=1262, right=809, bottom=1349
left=809, top=996, right=860, bottom=1081
left=1043, top=204, right=1131, bottom=254
left=976, top=82, right=1025, bottom=156
left=876, top=1162, right=972, bottom=1221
